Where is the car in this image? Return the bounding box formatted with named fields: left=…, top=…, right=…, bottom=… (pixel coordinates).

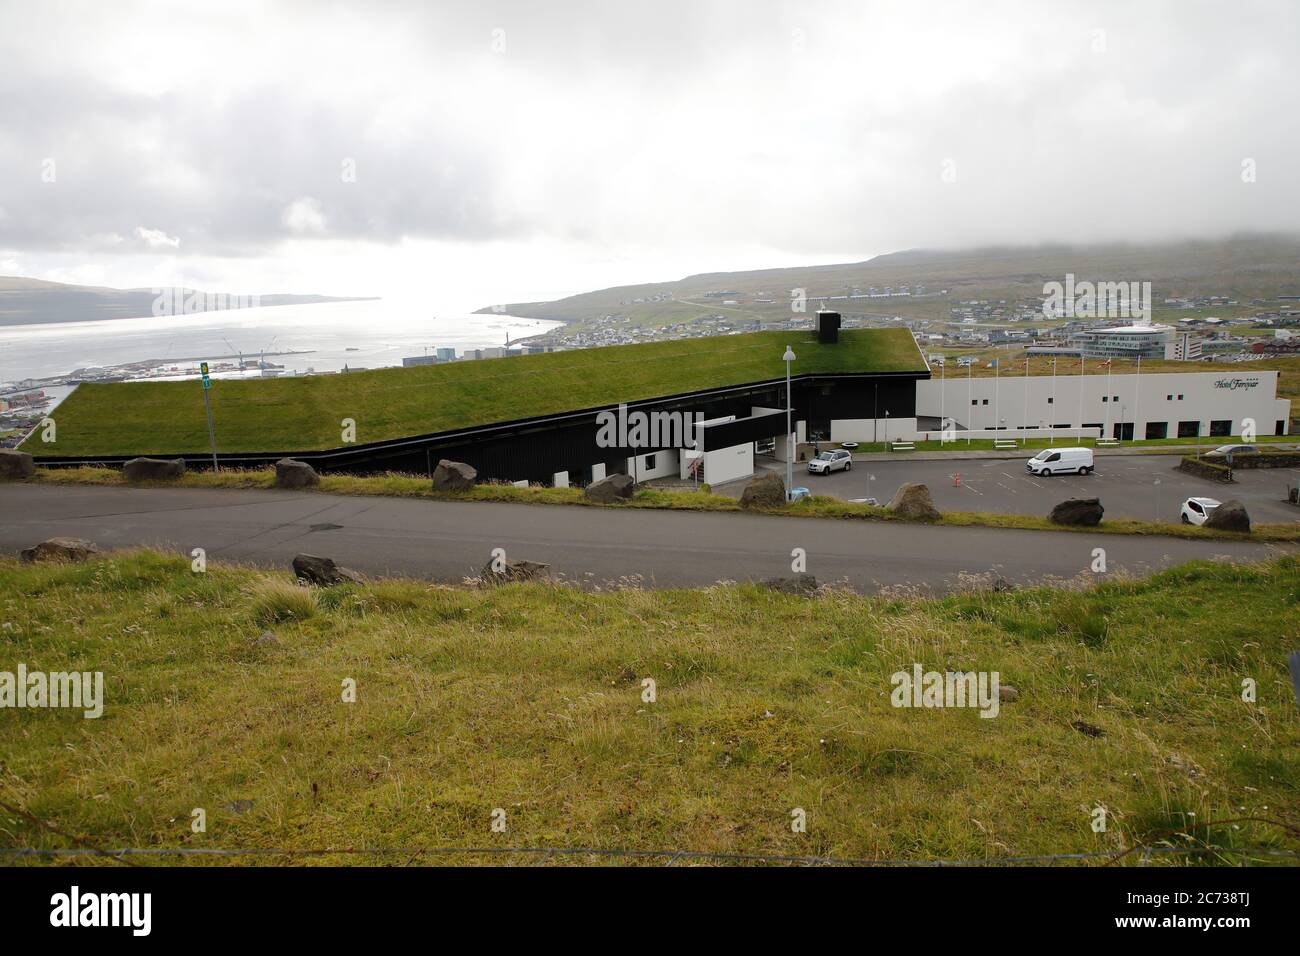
left=1205, top=444, right=1258, bottom=459
left=1026, top=446, right=1093, bottom=476
left=808, top=449, right=852, bottom=474
left=1181, top=496, right=1221, bottom=525
left=789, top=486, right=812, bottom=502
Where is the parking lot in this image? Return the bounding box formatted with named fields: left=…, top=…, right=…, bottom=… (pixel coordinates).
left=743, top=453, right=1300, bottom=525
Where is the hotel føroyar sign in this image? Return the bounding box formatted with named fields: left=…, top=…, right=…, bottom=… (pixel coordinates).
left=1213, top=377, right=1260, bottom=391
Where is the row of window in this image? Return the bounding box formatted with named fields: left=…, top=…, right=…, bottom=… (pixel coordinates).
left=971, top=394, right=1186, bottom=405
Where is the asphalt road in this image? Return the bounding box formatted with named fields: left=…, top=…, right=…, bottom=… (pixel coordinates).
left=1, top=484, right=1293, bottom=593
left=775, top=453, right=1300, bottom=524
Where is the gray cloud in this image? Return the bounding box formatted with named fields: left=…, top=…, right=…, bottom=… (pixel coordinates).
left=1, top=0, right=1298, bottom=265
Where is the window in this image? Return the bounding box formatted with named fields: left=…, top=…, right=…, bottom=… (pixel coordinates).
left=1278, top=420, right=1287, bottom=436
left=1177, top=420, right=1200, bottom=438
left=1102, top=396, right=1108, bottom=403
left=1047, top=397, right=1054, bottom=404
left=644, top=454, right=656, bottom=470
left=1145, top=422, right=1168, bottom=440
left=1166, top=394, right=1173, bottom=401
left=982, top=399, right=989, bottom=405
left=1113, top=395, right=1119, bottom=401
left=1210, top=420, right=1232, bottom=437
left=1177, top=394, right=1184, bottom=400
left=971, top=399, right=978, bottom=405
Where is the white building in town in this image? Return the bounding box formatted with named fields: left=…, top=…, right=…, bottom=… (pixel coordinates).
left=910, top=369, right=1290, bottom=442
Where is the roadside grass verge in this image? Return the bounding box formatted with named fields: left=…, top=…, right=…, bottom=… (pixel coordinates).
left=23, top=466, right=1300, bottom=543
left=1, top=549, right=1296, bottom=865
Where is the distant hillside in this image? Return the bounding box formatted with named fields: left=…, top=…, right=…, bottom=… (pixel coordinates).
left=478, top=234, right=1300, bottom=328
left=0, top=276, right=377, bottom=326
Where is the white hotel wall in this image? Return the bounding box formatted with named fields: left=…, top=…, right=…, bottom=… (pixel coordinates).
left=914, top=371, right=1289, bottom=439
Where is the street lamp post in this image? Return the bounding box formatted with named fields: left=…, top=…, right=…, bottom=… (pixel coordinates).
left=784, top=345, right=796, bottom=501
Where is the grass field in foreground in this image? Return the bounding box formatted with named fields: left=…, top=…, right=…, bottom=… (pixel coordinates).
left=27, top=466, right=1300, bottom=542
left=36, top=328, right=924, bottom=457
left=1, top=550, right=1298, bottom=865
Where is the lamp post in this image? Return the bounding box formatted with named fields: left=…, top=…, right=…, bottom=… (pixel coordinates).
left=784, top=345, right=796, bottom=501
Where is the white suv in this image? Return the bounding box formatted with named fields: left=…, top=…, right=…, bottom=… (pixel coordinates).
left=808, top=449, right=852, bottom=474
left=1180, top=496, right=1220, bottom=525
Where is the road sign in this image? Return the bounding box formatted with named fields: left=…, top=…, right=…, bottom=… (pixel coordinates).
left=199, top=362, right=218, bottom=471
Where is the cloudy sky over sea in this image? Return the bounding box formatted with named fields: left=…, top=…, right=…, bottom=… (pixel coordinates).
left=2, top=0, right=1298, bottom=306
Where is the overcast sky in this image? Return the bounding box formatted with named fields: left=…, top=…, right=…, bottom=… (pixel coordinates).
left=1, top=0, right=1297, bottom=309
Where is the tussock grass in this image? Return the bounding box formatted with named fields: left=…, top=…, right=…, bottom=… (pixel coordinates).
left=1, top=549, right=1297, bottom=865
left=249, top=580, right=317, bottom=627
left=28, top=465, right=1300, bottom=542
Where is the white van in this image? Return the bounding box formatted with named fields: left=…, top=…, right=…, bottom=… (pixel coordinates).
left=1026, top=447, right=1093, bottom=476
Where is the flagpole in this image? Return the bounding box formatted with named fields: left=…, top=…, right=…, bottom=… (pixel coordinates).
left=1134, top=353, right=1142, bottom=446
left=1105, top=359, right=1112, bottom=440
left=967, top=360, right=972, bottom=446
left=1051, top=354, right=1057, bottom=445
left=1022, top=351, right=1029, bottom=447
left=1077, top=352, right=1084, bottom=443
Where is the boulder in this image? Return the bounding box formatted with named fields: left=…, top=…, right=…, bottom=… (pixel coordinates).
left=274, top=458, right=320, bottom=489
left=1049, top=497, right=1104, bottom=527
left=122, top=457, right=186, bottom=481
left=480, top=558, right=550, bottom=585
left=0, top=449, right=35, bottom=479
left=1204, top=499, right=1251, bottom=533
left=739, top=472, right=786, bottom=509
left=20, top=537, right=100, bottom=563
left=761, top=575, right=819, bottom=596
left=886, top=482, right=941, bottom=521
left=584, top=473, right=635, bottom=503
left=430, top=459, right=477, bottom=492
left=291, top=553, right=364, bottom=586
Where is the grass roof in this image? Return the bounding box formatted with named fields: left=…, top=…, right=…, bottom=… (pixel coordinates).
left=38, top=328, right=925, bottom=456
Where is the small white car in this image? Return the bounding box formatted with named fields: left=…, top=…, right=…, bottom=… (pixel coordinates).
left=1026, top=446, right=1094, bottom=476
left=808, top=449, right=852, bottom=474
left=1181, top=496, right=1221, bottom=525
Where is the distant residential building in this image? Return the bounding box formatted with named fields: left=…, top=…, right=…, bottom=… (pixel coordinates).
left=1167, top=331, right=1203, bottom=361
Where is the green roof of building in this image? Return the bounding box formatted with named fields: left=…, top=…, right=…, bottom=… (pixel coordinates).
left=39, top=327, right=925, bottom=456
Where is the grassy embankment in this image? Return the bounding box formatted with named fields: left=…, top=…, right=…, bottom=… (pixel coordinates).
left=36, top=328, right=924, bottom=457
left=1, top=549, right=1297, bottom=865
left=24, top=466, right=1300, bottom=542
